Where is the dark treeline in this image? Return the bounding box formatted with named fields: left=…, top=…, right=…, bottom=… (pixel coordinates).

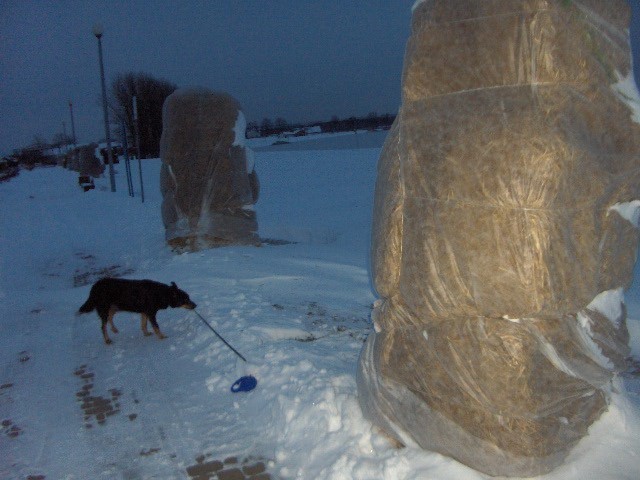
left=248, top=112, right=396, bottom=138
left=317, top=113, right=396, bottom=134
left=3, top=146, right=57, bottom=172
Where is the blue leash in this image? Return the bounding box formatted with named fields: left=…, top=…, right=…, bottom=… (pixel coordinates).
left=193, top=309, right=257, bottom=392
left=194, top=309, right=247, bottom=361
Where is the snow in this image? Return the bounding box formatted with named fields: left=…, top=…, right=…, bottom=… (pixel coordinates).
left=233, top=111, right=247, bottom=148
left=253, top=130, right=389, bottom=152
left=586, top=288, right=626, bottom=329
left=246, top=147, right=255, bottom=175
left=610, top=200, right=640, bottom=228
left=412, top=0, right=426, bottom=13
left=1, top=130, right=640, bottom=479
left=612, top=70, right=640, bottom=124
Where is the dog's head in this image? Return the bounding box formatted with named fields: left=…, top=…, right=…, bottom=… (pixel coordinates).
left=169, top=282, right=197, bottom=310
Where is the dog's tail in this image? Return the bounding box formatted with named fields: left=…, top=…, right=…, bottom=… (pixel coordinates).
left=78, top=296, right=95, bottom=314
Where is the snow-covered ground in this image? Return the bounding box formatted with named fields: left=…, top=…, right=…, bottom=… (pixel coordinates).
left=1, top=131, right=639, bottom=479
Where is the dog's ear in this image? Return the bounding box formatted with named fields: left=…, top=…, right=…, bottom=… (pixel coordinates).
left=171, top=282, right=177, bottom=289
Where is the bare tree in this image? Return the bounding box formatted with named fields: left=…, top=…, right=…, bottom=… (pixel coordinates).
left=111, top=72, right=177, bottom=158
left=274, top=117, right=288, bottom=132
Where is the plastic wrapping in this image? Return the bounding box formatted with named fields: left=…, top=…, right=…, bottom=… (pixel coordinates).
left=65, top=144, right=104, bottom=177
left=160, top=88, right=259, bottom=251
left=357, top=1, right=640, bottom=477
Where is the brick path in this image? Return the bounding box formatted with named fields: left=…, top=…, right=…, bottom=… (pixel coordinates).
left=186, top=455, right=273, bottom=480
left=71, top=364, right=277, bottom=479
left=74, top=365, right=123, bottom=428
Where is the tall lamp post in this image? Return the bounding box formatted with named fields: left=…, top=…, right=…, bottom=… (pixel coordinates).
left=93, top=23, right=116, bottom=192
left=68, top=100, right=78, bottom=169
left=68, top=100, right=77, bottom=147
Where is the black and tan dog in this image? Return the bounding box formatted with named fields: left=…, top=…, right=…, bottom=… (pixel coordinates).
left=78, top=278, right=197, bottom=344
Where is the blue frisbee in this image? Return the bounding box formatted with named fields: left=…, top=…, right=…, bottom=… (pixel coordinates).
left=231, top=375, right=257, bottom=393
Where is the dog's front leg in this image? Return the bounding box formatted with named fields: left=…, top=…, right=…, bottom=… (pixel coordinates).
left=101, top=318, right=112, bottom=344
left=141, top=313, right=153, bottom=336
left=98, top=308, right=113, bottom=344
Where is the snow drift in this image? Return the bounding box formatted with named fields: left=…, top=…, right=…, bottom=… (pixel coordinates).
left=358, top=0, right=640, bottom=477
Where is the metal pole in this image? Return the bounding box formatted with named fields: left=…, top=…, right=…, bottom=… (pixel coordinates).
left=94, top=26, right=116, bottom=192
left=68, top=101, right=77, bottom=146
left=133, top=95, right=145, bottom=203
left=68, top=101, right=77, bottom=169
left=121, top=120, right=134, bottom=196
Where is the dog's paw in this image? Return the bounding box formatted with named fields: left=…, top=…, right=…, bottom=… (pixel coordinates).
left=111, top=327, right=119, bottom=334
left=143, top=332, right=153, bottom=337
left=105, top=339, right=113, bottom=345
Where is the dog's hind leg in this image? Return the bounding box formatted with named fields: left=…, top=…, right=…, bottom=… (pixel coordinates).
left=149, top=313, right=167, bottom=340
left=141, top=313, right=153, bottom=337
left=108, top=305, right=119, bottom=334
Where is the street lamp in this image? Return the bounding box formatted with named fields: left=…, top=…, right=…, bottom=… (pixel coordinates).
left=93, top=23, right=116, bottom=192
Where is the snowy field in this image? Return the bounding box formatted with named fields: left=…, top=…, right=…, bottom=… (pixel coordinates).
left=1, top=131, right=640, bottom=479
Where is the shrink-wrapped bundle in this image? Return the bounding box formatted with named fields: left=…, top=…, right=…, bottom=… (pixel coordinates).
left=160, top=88, right=259, bottom=251
left=357, top=1, right=640, bottom=476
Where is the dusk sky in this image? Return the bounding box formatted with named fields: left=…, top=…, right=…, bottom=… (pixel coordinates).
left=0, top=1, right=639, bottom=157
